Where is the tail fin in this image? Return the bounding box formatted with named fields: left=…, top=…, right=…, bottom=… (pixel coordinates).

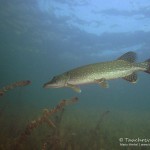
left=144, top=58, right=150, bottom=74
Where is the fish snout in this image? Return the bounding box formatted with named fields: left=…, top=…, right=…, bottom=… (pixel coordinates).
left=43, top=81, right=60, bottom=88
left=43, top=83, right=49, bottom=88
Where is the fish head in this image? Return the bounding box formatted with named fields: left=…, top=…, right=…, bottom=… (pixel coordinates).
left=43, top=74, right=68, bottom=88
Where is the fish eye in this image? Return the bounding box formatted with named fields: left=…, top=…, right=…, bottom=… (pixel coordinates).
left=52, top=76, right=56, bottom=80
left=52, top=76, right=58, bottom=82
left=53, top=76, right=56, bottom=79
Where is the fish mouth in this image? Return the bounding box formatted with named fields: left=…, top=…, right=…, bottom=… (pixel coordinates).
left=43, top=82, right=62, bottom=88
left=43, top=83, right=49, bottom=88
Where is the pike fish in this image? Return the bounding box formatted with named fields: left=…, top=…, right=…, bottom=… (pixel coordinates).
left=43, top=52, right=150, bottom=93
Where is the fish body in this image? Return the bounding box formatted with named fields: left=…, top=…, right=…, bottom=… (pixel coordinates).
left=43, top=52, right=150, bottom=92
left=63, top=60, right=140, bottom=84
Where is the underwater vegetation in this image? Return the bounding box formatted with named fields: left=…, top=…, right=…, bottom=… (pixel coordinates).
left=0, top=81, right=110, bottom=150
left=0, top=80, right=31, bottom=96
left=0, top=84, right=78, bottom=150
left=0, top=81, right=150, bottom=150
left=15, top=97, right=78, bottom=149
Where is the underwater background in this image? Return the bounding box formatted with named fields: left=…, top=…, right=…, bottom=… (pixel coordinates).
left=0, top=0, right=150, bottom=149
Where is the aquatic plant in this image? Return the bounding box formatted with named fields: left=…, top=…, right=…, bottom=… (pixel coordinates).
left=87, top=110, right=110, bottom=149
left=0, top=105, right=6, bottom=118
left=1, top=106, right=150, bottom=150
left=95, top=110, right=110, bottom=131
left=0, top=80, right=31, bottom=96
left=41, top=108, right=65, bottom=150
left=15, top=97, right=78, bottom=149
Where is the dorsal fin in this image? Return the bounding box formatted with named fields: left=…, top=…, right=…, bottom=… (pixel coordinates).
left=117, top=51, right=136, bottom=63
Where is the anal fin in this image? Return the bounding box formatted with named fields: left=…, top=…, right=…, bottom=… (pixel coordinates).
left=123, top=73, right=137, bottom=83
left=95, top=78, right=109, bottom=88
left=67, top=83, right=81, bottom=93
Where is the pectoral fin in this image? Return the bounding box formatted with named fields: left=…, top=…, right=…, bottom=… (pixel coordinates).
left=123, top=73, right=137, bottom=83
left=95, top=78, right=109, bottom=88
left=67, top=83, right=81, bottom=93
